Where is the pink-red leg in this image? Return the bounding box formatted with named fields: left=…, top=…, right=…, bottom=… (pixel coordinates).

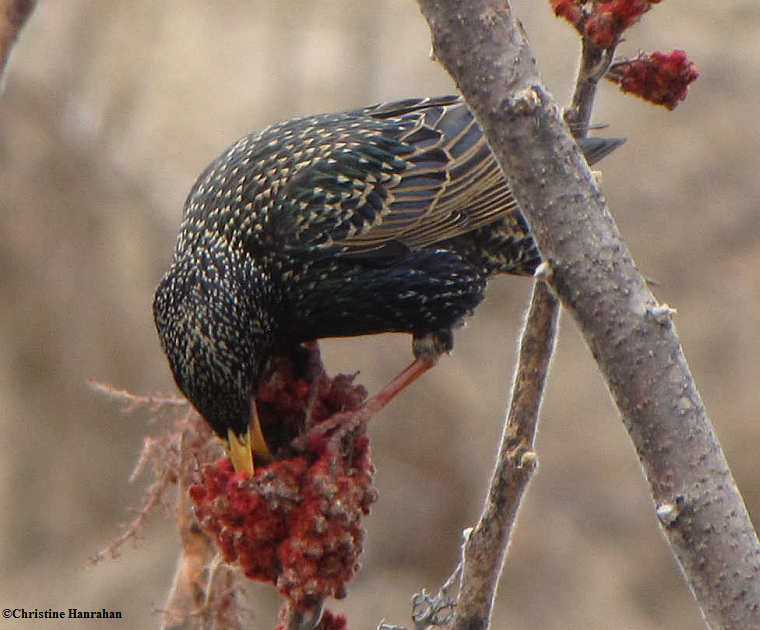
left=363, top=356, right=438, bottom=415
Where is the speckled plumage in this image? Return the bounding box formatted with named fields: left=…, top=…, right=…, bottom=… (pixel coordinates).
left=153, top=95, right=620, bottom=443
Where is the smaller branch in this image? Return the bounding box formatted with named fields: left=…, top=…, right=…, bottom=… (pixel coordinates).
left=93, top=384, right=243, bottom=626
left=160, top=428, right=245, bottom=630
left=282, top=602, right=325, bottom=630
left=91, top=415, right=192, bottom=564
left=0, top=0, right=35, bottom=85
left=89, top=380, right=187, bottom=415
left=160, top=529, right=219, bottom=630
left=159, top=507, right=244, bottom=630
left=410, top=564, right=461, bottom=629
left=565, top=38, right=615, bottom=134
left=89, top=464, right=172, bottom=564
left=161, top=431, right=215, bottom=630
left=451, top=280, right=559, bottom=630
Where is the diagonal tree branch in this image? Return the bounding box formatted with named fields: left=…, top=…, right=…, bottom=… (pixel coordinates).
left=439, top=19, right=618, bottom=630
left=416, top=1, right=760, bottom=629
left=446, top=35, right=616, bottom=627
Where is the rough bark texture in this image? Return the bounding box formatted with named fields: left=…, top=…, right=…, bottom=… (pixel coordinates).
left=416, top=1, right=760, bottom=628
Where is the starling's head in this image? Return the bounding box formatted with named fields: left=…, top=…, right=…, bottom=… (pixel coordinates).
left=152, top=252, right=274, bottom=441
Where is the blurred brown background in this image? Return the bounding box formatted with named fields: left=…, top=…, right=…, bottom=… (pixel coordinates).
left=1, top=1, right=758, bottom=628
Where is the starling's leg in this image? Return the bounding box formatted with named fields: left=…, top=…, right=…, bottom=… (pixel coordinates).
left=293, top=331, right=448, bottom=453
left=363, top=329, right=452, bottom=415
left=363, top=356, right=438, bottom=415
left=226, top=428, right=254, bottom=476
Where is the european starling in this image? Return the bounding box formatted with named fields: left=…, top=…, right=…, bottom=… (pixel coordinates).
left=153, top=95, right=621, bottom=474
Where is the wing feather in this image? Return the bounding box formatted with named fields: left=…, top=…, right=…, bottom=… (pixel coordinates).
left=283, top=96, right=519, bottom=256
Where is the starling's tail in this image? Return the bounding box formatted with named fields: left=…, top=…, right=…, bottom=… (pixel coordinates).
left=579, top=136, right=626, bottom=166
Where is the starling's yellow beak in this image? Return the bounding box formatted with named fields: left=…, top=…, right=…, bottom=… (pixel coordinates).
left=226, top=427, right=254, bottom=476
left=225, top=403, right=271, bottom=476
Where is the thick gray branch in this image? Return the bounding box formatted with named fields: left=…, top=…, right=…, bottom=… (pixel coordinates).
left=416, top=1, right=760, bottom=628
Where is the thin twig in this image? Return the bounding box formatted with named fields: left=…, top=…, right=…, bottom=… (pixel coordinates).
left=89, top=380, right=187, bottom=414
left=451, top=281, right=558, bottom=630
left=409, top=562, right=462, bottom=629
left=89, top=460, right=173, bottom=563
left=160, top=426, right=244, bottom=630
left=565, top=37, right=615, bottom=134
left=282, top=601, right=325, bottom=630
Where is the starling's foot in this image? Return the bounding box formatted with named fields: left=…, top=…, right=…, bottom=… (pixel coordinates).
left=363, top=356, right=438, bottom=416
left=412, top=329, right=453, bottom=359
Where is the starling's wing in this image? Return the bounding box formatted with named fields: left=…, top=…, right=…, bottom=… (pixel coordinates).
left=279, top=97, right=622, bottom=257
left=279, top=96, right=517, bottom=257
left=359, top=96, right=520, bottom=250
